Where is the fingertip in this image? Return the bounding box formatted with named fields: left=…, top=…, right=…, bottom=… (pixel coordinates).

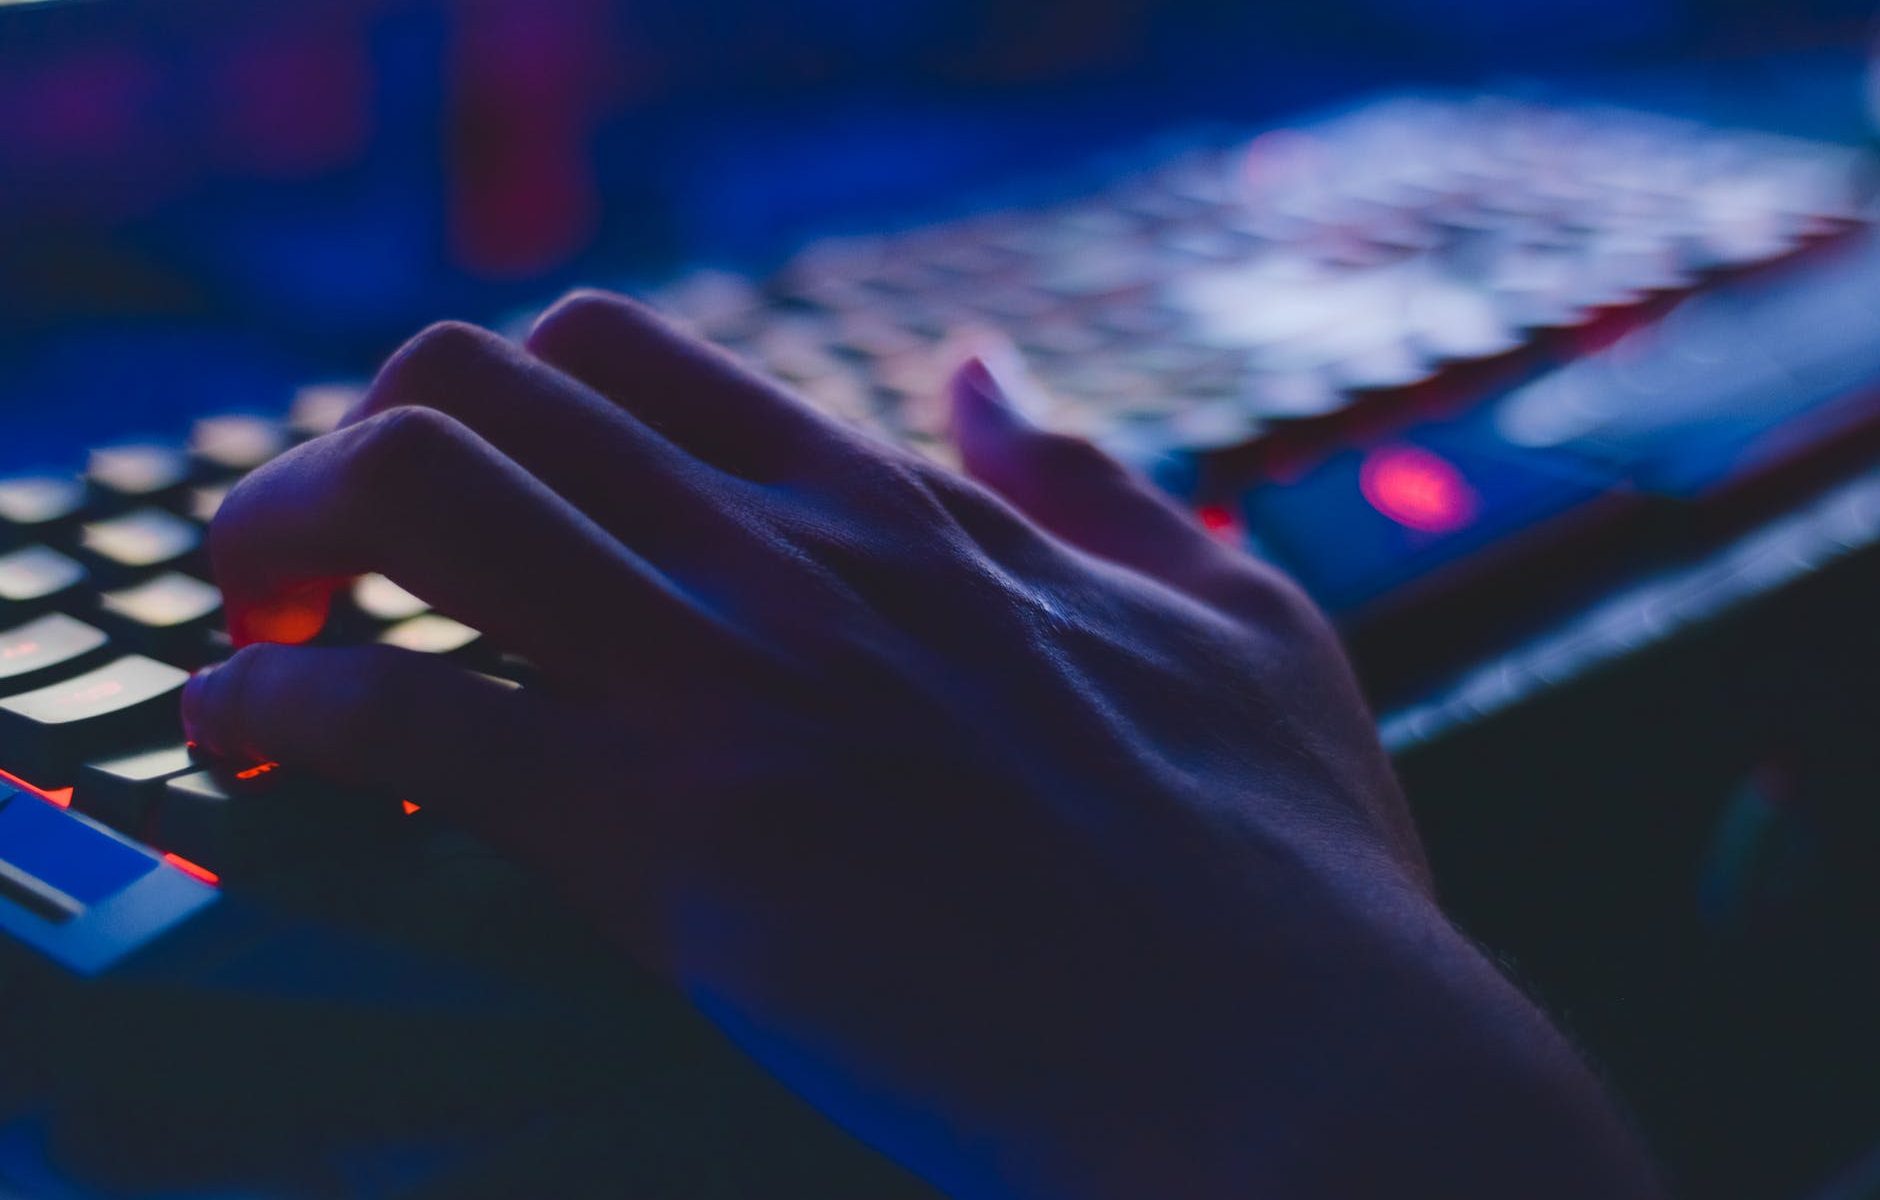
left=950, top=354, right=1005, bottom=414
left=180, top=662, right=217, bottom=752
left=950, top=352, right=1042, bottom=469
left=225, top=579, right=340, bottom=648
left=181, top=646, right=266, bottom=761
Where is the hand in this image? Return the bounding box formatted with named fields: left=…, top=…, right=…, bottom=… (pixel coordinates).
left=184, top=293, right=1658, bottom=1198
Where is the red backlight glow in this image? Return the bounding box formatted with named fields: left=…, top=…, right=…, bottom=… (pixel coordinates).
left=0, top=767, right=71, bottom=808
left=162, top=852, right=219, bottom=886
left=1358, top=445, right=1479, bottom=535
left=1196, top=504, right=1239, bottom=540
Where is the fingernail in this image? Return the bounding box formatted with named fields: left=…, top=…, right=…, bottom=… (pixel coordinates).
left=181, top=663, right=218, bottom=750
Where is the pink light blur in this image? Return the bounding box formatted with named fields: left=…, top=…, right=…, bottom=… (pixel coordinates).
left=1358, top=445, right=1479, bottom=535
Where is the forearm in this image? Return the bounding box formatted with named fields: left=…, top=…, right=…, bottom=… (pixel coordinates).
left=1015, top=896, right=1660, bottom=1200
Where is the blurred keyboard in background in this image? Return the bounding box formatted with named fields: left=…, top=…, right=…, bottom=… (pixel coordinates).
left=631, top=93, right=1880, bottom=697
left=0, top=92, right=1876, bottom=888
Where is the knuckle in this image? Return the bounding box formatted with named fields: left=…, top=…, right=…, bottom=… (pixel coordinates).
left=343, top=405, right=469, bottom=499
left=373, top=321, right=506, bottom=405
left=525, top=289, right=638, bottom=355
left=386, top=320, right=500, bottom=378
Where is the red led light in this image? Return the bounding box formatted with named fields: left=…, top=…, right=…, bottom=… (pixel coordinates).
left=234, top=761, right=280, bottom=781
left=0, top=767, right=71, bottom=808
left=162, top=852, right=219, bottom=886
left=400, top=800, right=421, bottom=816
left=1196, top=504, right=1239, bottom=540
left=1358, top=445, right=1479, bottom=534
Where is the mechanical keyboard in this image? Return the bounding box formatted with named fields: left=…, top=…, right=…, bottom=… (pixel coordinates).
left=627, top=94, right=1877, bottom=696
left=0, top=391, right=942, bottom=1196
left=2, top=91, right=1879, bottom=1196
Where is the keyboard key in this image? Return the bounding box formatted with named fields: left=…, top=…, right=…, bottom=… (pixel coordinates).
left=491, top=653, right=539, bottom=688
left=0, top=835, right=86, bottom=923
left=0, top=545, right=88, bottom=617
left=352, top=573, right=428, bottom=623
left=378, top=614, right=480, bottom=658
left=203, top=626, right=233, bottom=660
left=0, top=613, right=112, bottom=691
left=188, top=484, right=231, bottom=525
left=0, top=476, right=86, bottom=543
left=0, top=787, right=158, bottom=911
left=1159, top=399, right=1263, bottom=452
left=189, top=414, right=289, bottom=477
left=73, top=743, right=196, bottom=835
left=152, top=764, right=400, bottom=881
left=1238, top=425, right=1627, bottom=617
left=97, top=573, right=223, bottom=663
left=78, top=508, right=202, bottom=580
left=288, top=384, right=359, bottom=440
left=86, top=444, right=192, bottom=509
left=0, top=656, right=189, bottom=783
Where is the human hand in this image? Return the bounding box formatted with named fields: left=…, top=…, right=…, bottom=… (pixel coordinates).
left=184, top=293, right=1657, bottom=1198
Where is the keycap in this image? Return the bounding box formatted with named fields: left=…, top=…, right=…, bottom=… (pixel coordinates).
left=152, top=764, right=400, bottom=881
left=189, top=414, right=289, bottom=477
left=188, top=484, right=231, bottom=525
left=0, top=545, right=88, bottom=618
left=1159, top=400, right=1263, bottom=452
left=203, top=626, right=233, bottom=660
left=0, top=787, right=157, bottom=918
left=1237, top=427, right=1626, bottom=618
left=1240, top=370, right=1348, bottom=419
left=287, top=384, right=359, bottom=440
left=490, top=654, right=539, bottom=688
left=0, top=476, right=86, bottom=544
left=378, top=614, right=480, bottom=657
left=86, top=444, right=192, bottom=509
left=78, top=508, right=202, bottom=580
left=97, top=573, right=223, bottom=663
left=0, top=656, right=189, bottom=783
left=0, top=613, right=112, bottom=691
left=352, top=573, right=428, bottom=623
left=73, top=744, right=197, bottom=836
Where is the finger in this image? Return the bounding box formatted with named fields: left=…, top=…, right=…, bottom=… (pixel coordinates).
left=340, top=320, right=735, bottom=560
left=950, top=356, right=1245, bottom=600
left=211, top=406, right=728, bottom=683
left=183, top=641, right=716, bottom=963
left=524, top=290, right=857, bottom=480
left=181, top=642, right=582, bottom=813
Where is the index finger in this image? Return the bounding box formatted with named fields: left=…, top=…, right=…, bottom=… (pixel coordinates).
left=210, top=406, right=731, bottom=685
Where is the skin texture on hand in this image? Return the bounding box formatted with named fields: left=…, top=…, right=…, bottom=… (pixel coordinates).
left=183, top=293, right=1660, bottom=1199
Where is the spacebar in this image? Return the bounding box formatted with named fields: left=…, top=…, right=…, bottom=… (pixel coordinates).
left=0, top=857, right=81, bottom=923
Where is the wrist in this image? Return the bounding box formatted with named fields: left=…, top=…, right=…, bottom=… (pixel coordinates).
left=1007, top=898, right=1659, bottom=1200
